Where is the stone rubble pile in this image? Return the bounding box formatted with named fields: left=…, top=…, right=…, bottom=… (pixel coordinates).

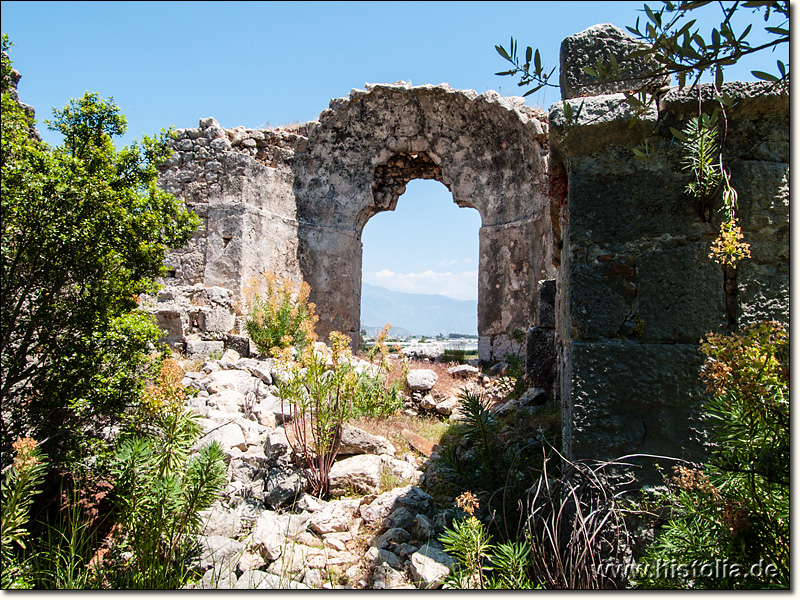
left=179, top=346, right=468, bottom=589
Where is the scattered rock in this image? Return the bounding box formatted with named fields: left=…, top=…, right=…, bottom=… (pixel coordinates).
left=402, top=342, right=445, bottom=360
left=235, top=570, right=309, bottom=590
left=308, top=498, right=359, bottom=535
left=435, top=397, right=458, bottom=415
left=447, top=364, right=480, bottom=378
left=328, top=454, right=383, bottom=495
left=264, top=467, right=308, bottom=509
left=410, top=544, right=456, bottom=589
left=360, top=485, right=433, bottom=527
left=401, top=429, right=438, bottom=457
left=339, top=425, right=396, bottom=456
left=406, top=369, right=438, bottom=391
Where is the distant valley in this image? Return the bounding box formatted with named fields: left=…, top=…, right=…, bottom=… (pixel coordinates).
left=360, top=282, right=477, bottom=337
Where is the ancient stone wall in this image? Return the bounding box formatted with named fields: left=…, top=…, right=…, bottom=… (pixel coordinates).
left=550, top=25, right=789, bottom=481
left=153, top=25, right=788, bottom=486
left=156, top=84, right=553, bottom=362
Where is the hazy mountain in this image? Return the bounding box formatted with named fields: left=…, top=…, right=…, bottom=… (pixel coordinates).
left=360, top=282, right=477, bottom=337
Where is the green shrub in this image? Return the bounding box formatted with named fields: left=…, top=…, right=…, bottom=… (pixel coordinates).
left=107, top=358, right=227, bottom=589
left=1, top=438, right=48, bottom=588
left=440, top=491, right=537, bottom=589
left=1, top=37, right=198, bottom=467
left=434, top=390, right=536, bottom=541
left=635, top=321, right=789, bottom=589
left=244, top=272, right=318, bottom=357
left=275, top=332, right=355, bottom=497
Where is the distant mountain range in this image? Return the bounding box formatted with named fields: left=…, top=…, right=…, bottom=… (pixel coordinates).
left=360, top=282, right=477, bottom=337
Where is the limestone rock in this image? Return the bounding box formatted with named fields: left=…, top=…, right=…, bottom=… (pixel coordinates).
left=263, top=428, right=293, bottom=468
left=402, top=342, right=444, bottom=360
left=198, top=422, right=246, bottom=452
left=339, top=425, right=396, bottom=456
left=328, top=454, right=383, bottom=495
left=447, top=364, right=480, bottom=378
left=264, top=467, right=308, bottom=508
left=366, top=546, right=404, bottom=570
left=435, top=397, right=458, bottom=415
left=372, top=527, right=410, bottom=550
left=193, top=535, right=244, bottom=572
left=419, top=395, right=437, bottom=410
left=360, top=485, right=433, bottom=527
left=307, top=498, right=359, bottom=535
left=406, top=369, right=438, bottom=391
left=235, top=570, right=309, bottom=590
left=207, top=369, right=258, bottom=396
left=198, top=501, right=242, bottom=538
left=409, top=544, right=455, bottom=589
left=373, top=565, right=415, bottom=589
left=559, top=23, right=668, bottom=100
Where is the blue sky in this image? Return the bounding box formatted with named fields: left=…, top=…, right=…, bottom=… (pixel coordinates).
left=2, top=1, right=788, bottom=301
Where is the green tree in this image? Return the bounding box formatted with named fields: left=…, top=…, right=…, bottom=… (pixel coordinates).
left=0, top=36, right=199, bottom=466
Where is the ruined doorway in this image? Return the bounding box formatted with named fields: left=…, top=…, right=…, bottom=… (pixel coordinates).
left=360, top=176, right=480, bottom=340
left=288, top=83, right=552, bottom=362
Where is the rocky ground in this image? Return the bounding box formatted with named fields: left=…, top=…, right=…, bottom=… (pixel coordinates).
left=175, top=344, right=548, bottom=589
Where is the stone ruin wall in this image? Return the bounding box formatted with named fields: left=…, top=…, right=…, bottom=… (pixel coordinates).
left=154, top=24, right=789, bottom=484
left=155, top=83, right=553, bottom=362
left=550, top=25, right=789, bottom=480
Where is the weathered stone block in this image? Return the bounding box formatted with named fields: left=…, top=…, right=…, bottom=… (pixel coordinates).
left=636, top=242, right=728, bottom=343
left=559, top=23, right=668, bottom=100
left=526, top=327, right=556, bottom=393
left=564, top=341, right=709, bottom=483
left=565, top=151, right=699, bottom=245
left=549, top=93, right=658, bottom=155
left=536, top=278, right=556, bottom=328
left=226, top=334, right=251, bottom=358
left=186, top=339, right=225, bottom=358
left=737, top=260, right=789, bottom=327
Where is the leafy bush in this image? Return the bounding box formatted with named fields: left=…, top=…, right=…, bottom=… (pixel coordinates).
left=635, top=321, right=789, bottom=589
left=243, top=272, right=318, bottom=357
left=275, top=333, right=354, bottom=497
left=1, top=438, right=48, bottom=588
left=107, top=358, right=227, bottom=589
left=441, top=491, right=537, bottom=589
left=435, top=390, right=537, bottom=541
left=350, top=325, right=404, bottom=419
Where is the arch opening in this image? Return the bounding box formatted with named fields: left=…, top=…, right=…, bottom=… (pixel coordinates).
left=360, top=177, right=480, bottom=341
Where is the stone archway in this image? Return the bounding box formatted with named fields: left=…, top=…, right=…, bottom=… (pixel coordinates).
left=292, top=82, right=552, bottom=361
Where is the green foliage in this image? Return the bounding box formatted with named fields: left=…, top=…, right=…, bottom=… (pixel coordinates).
left=275, top=332, right=356, bottom=497
left=350, top=373, right=404, bottom=419
left=635, top=322, right=789, bottom=589
left=244, top=272, right=318, bottom=357
left=441, top=513, right=493, bottom=589
left=27, top=483, right=105, bottom=589
left=440, top=492, right=537, bottom=589
left=108, top=360, right=227, bottom=588
left=1, top=437, right=48, bottom=588
left=1, top=39, right=199, bottom=465
left=676, top=113, right=721, bottom=220
left=435, top=390, right=538, bottom=542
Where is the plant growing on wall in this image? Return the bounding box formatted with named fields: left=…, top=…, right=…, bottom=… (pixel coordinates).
left=495, top=2, right=788, bottom=101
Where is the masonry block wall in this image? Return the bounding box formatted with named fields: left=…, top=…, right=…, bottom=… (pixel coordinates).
left=551, top=42, right=789, bottom=481
left=153, top=24, right=788, bottom=487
